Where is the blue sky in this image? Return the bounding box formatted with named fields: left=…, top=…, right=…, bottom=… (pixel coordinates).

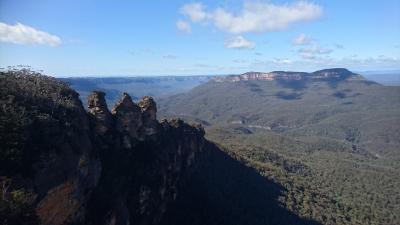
left=0, top=0, right=399, bottom=76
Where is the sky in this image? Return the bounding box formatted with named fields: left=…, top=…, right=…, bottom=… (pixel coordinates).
left=0, top=0, right=399, bottom=77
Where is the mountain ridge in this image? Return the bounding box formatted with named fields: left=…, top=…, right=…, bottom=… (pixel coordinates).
left=214, top=68, right=366, bottom=82
left=159, top=67, right=400, bottom=225
left=0, top=70, right=205, bottom=225
left=0, top=69, right=321, bottom=225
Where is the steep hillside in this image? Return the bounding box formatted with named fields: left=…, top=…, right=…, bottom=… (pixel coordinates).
left=0, top=70, right=203, bottom=225
left=0, top=69, right=100, bottom=225
left=161, top=142, right=320, bottom=225
left=204, top=127, right=400, bottom=225
left=160, top=68, right=400, bottom=225
left=160, top=68, right=400, bottom=158
left=0, top=70, right=320, bottom=225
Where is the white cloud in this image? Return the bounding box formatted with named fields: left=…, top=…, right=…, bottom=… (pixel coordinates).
left=0, top=22, right=61, bottom=46
left=292, top=33, right=313, bottom=45
left=180, top=1, right=322, bottom=34
left=298, top=45, right=333, bottom=59
left=180, top=3, right=208, bottom=22
left=176, top=20, right=192, bottom=33
left=292, top=35, right=340, bottom=60
left=316, top=55, right=400, bottom=69
left=225, top=36, right=255, bottom=49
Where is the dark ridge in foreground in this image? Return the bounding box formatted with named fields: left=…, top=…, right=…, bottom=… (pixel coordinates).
left=0, top=70, right=321, bottom=225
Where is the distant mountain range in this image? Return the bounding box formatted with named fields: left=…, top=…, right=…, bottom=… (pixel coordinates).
left=60, top=76, right=213, bottom=107
left=1, top=68, right=399, bottom=225
left=214, top=68, right=364, bottom=82
left=360, top=70, right=400, bottom=86
left=50, top=68, right=400, bottom=225
left=160, top=68, right=399, bottom=157
left=0, top=69, right=321, bottom=225
left=159, top=68, right=400, bottom=225
left=60, top=69, right=399, bottom=109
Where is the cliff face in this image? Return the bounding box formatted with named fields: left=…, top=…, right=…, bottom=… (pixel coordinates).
left=0, top=70, right=101, bottom=225
left=0, top=70, right=205, bottom=225
left=86, top=91, right=205, bottom=225
left=214, top=68, right=364, bottom=82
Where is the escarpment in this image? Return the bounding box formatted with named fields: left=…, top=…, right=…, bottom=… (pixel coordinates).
left=86, top=91, right=205, bottom=225
left=214, top=68, right=365, bottom=82
left=0, top=71, right=206, bottom=225
left=0, top=71, right=101, bottom=225
left=1, top=70, right=326, bottom=225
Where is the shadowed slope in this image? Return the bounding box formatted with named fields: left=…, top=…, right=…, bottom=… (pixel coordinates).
left=161, top=142, right=322, bottom=225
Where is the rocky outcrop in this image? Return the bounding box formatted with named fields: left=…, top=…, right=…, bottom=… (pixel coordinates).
left=311, top=68, right=364, bottom=80
left=139, top=96, right=159, bottom=136
left=108, top=93, right=160, bottom=145
left=139, top=96, right=157, bottom=121
left=111, top=92, right=143, bottom=146
left=85, top=92, right=205, bottom=225
left=0, top=70, right=206, bottom=225
left=88, top=91, right=113, bottom=135
left=0, top=70, right=101, bottom=225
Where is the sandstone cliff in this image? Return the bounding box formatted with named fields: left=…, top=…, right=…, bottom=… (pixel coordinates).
left=85, top=91, right=205, bottom=225
left=0, top=70, right=322, bottom=225
left=214, top=68, right=364, bottom=82
left=0, top=70, right=205, bottom=225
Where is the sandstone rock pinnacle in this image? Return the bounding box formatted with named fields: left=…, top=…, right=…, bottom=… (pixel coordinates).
left=139, top=96, right=159, bottom=136
left=87, top=91, right=112, bottom=134
left=112, top=93, right=143, bottom=142
left=138, top=96, right=157, bottom=120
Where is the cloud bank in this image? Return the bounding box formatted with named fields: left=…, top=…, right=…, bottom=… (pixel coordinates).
left=0, top=22, right=61, bottom=46
left=298, top=46, right=333, bottom=59
left=225, top=36, right=255, bottom=49
left=180, top=1, right=322, bottom=34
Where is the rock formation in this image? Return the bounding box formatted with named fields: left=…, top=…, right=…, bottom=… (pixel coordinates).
left=138, top=96, right=159, bottom=136
left=86, top=92, right=205, bottom=225
left=111, top=92, right=143, bottom=146
left=0, top=70, right=205, bottom=225
left=88, top=91, right=113, bottom=135
left=0, top=70, right=101, bottom=225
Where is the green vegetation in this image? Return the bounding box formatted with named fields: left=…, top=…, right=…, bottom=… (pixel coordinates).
left=160, top=76, right=400, bottom=225
left=0, top=179, right=38, bottom=225
left=1, top=69, right=399, bottom=224
left=161, top=141, right=322, bottom=225
left=205, top=128, right=399, bottom=225
left=0, top=69, right=84, bottom=176
left=0, top=70, right=89, bottom=225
